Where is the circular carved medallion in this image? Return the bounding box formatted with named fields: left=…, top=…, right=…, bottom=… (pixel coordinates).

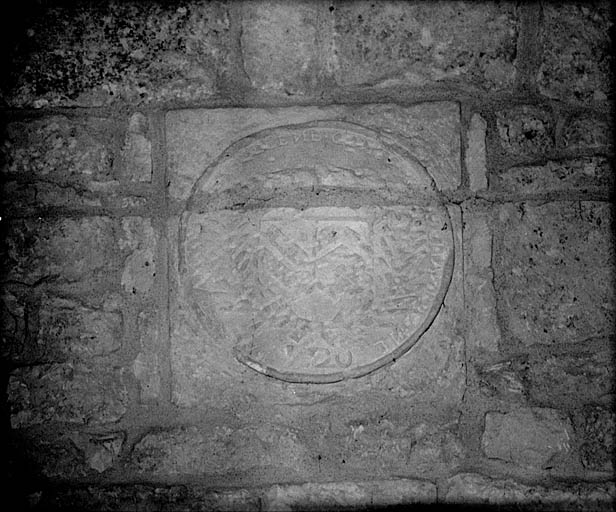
left=180, top=121, right=454, bottom=383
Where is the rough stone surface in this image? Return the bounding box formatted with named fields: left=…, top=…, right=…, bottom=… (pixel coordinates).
left=329, top=1, right=518, bottom=90
left=2, top=1, right=232, bottom=107
left=69, top=431, right=125, bottom=474
left=119, top=217, right=156, bottom=296
left=463, top=210, right=501, bottom=353
left=444, top=473, right=616, bottom=510
left=466, top=113, right=488, bottom=191
left=477, top=361, right=526, bottom=402
left=8, top=363, right=128, bottom=428
left=264, top=479, right=436, bottom=510
left=120, top=113, right=152, bottom=182
left=133, top=309, right=161, bottom=402
left=538, top=2, right=613, bottom=103
left=11, top=433, right=90, bottom=480
left=496, top=106, right=554, bottom=157
left=37, top=485, right=261, bottom=512
left=133, top=424, right=314, bottom=482
left=514, top=346, right=614, bottom=408
left=492, top=157, right=614, bottom=196
left=496, top=202, right=614, bottom=348
left=0, top=116, right=124, bottom=212
left=1, top=116, right=115, bottom=180
left=1, top=292, right=122, bottom=363
left=561, top=113, right=613, bottom=152
left=34, top=481, right=437, bottom=511
left=241, top=1, right=321, bottom=93
left=482, top=408, right=573, bottom=469
left=573, top=406, right=614, bottom=473
left=1, top=217, right=119, bottom=285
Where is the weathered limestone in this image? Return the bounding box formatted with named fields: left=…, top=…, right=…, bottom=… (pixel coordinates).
left=8, top=363, right=128, bottom=428
left=492, top=157, right=613, bottom=197
left=561, top=112, right=613, bottom=152
left=119, top=217, right=156, bottom=296
left=482, top=408, right=573, bottom=469
left=166, top=102, right=462, bottom=200
left=241, top=1, right=322, bottom=94
left=329, top=1, right=518, bottom=90
left=574, top=406, right=614, bottom=473
left=466, top=113, right=488, bottom=191
left=463, top=210, right=501, bottom=354
left=495, top=202, right=614, bottom=349
left=538, top=2, right=613, bottom=103
left=496, top=105, right=554, bottom=157
left=3, top=1, right=233, bottom=107
left=2, top=217, right=120, bottom=285
left=120, top=113, right=152, bottom=182
left=444, top=473, right=615, bottom=510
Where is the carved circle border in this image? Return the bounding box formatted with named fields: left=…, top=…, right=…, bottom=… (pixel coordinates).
left=179, top=120, right=455, bottom=383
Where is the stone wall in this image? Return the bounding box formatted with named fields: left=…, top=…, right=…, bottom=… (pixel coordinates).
left=1, top=1, right=613, bottom=510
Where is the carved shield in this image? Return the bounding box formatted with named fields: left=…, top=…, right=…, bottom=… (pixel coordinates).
left=180, top=121, right=454, bottom=383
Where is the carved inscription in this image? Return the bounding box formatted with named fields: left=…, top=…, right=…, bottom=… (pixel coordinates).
left=181, top=121, right=454, bottom=383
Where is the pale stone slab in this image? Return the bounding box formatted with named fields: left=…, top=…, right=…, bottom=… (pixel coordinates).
left=482, top=408, right=573, bottom=469
left=241, top=1, right=321, bottom=93
left=120, top=113, right=152, bottom=182
left=463, top=210, right=500, bottom=353
left=466, top=114, right=488, bottom=191
left=444, top=473, right=615, bottom=509
left=166, top=103, right=461, bottom=200
left=119, top=217, right=156, bottom=295
left=166, top=106, right=343, bottom=201
left=343, top=102, right=462, bottom=191
left=263, top=479, right=436, bottom=511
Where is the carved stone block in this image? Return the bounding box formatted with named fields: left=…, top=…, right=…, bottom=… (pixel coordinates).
left=178, top=120, right=453, bottom=384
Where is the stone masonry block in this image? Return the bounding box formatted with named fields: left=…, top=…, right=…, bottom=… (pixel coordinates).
left=463, top=210, right=500, bottom=354
left=36, top=485, right=261, bottom=512
left=1, top=116, right=115, bottom=181
left=344, top=103, right=461, bottom=191
left=573, top=406, right=614, bottom=473
left=1, top=217, right=120, bottom=286
left=561, top=112, right=613, bottom=152
left=132, top=309, right=161, bottom=402
left=119, top=217, right=156, bottom=296
left=495, top=202, right=614, bottom=348
left=329, top=1, right=518, bottom=90
left=166, top=103, right=461, bottom=200
left=0, top=115, right=128, bottom=212
left=120, top=113, right=152, bottom=182
left=492, top=157, right=613, bottom=197
left=12, top=431, right=125, bottom=479
left=514, top=346, right=614, bottom=409
left=263, top=479, right=436, bottom=511
left=538, top=2, right=613, bottom=103
left=8, top=362, right=128, bottom=428
left=482, top=408, right=573, bottom=469
left=241, top=1, right=322, bottom=93
left=1, top=292, right=122, bottom=363
left=444, top=473, right=615, bottom=510
left=496, top=105, right=554, bottom=157
left=466, top=114, right=488, bottom=191
left=132, top=424, right=314, bottom=482
left=3, top=1, right=232, bottom=107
